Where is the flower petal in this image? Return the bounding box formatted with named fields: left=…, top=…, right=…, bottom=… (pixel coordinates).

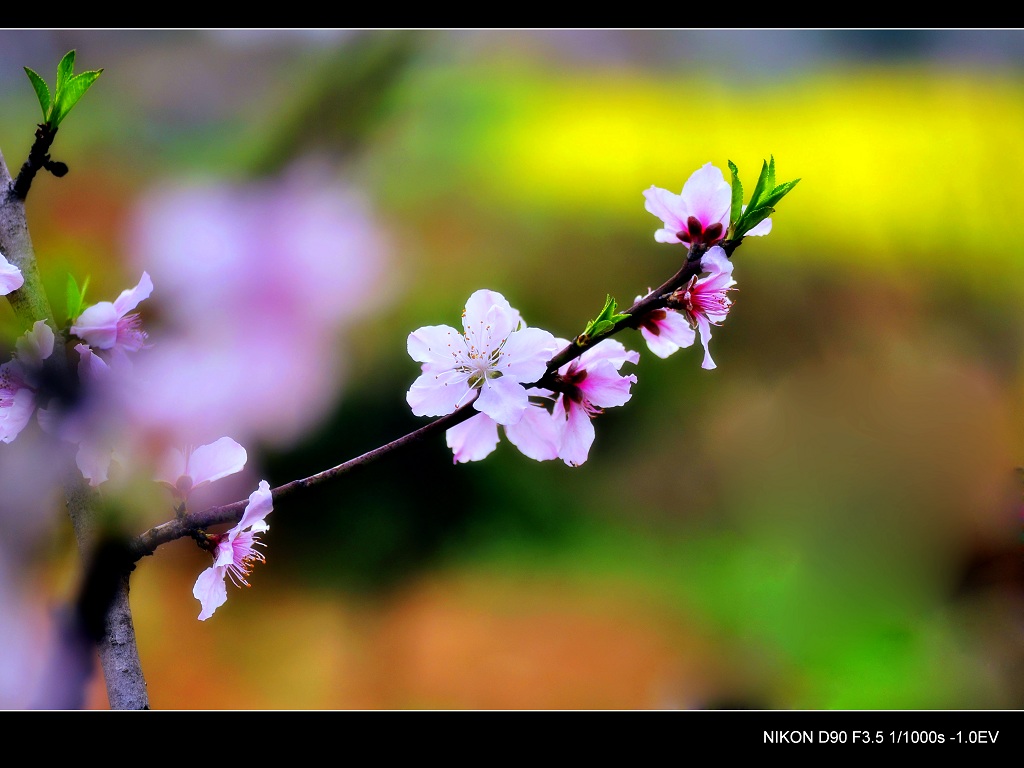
left=236, top=479, right=273, bottom=534
left=695, top=314, right=717, bottom=370
left=475, top=375, right=528, bottom=425
left=578, top=338, right=639, bottom=370
left=407, top=324, right=463, bottom=366
left=463, top=290, right=519, bottom=355
left=71, top=303, right=120, bottom=350
left=187, top=437, right=248, bottom=489
left=446, top=412, right=500, bottom=463
left=577, top=360, right=638, bottom=409
left=194, top=565, right=228, bottom=621
left=76, top=439, right=113, bottom=487
left=557, top=398, right=596, bottom=467
left=497, top=326, right=559, bottom=383
left=154, top=448, right=187, bottom=489
left=407, top=369, right=472, bottom=417
left=112, top=272, right=154, bottom=317
left=680, top=163, right=731, bottom=228
left=15, top=321, right=55, bottom=365
left=504, top=403, right=560, bottom=461
left=0, top=253, right=24, bottom=295
left=640, top=310, right=695, bottom=359
left=0, top=385, right=35, bottom=444
left=643, top=186, right=685, bottom=232
left=700, top=246, right=734, bottom=278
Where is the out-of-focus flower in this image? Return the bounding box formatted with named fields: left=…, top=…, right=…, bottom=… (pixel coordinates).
left=0, top=321, right=54, bottom=444
left=70, top=272, right=153, bottom=367
left=550, top=339, right=638, bottom=467
left=193, top=480, right=273, bottom=621
left=644, top=163, right=770, bottom=247
left=669, top=246, right=737, bottom=370
left=156, top=436, right=247, bottom=503
left=407, top=289, right=559, bottom=426
left=64, top=344, right=118, bottom=486
left=0, top=252, right=24, bottom=295
left=128, top=163, right=391, bottom=449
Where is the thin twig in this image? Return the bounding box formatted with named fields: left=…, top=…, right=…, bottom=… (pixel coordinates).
left=130, top=239, right=740, bottom=560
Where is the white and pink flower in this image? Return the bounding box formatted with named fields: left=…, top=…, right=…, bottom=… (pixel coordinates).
left=549, top=339, right=639, bottom=467
left=156, top=436, right=247, bottom=503
left=444, top=338, right=639, bottom=468
left=70, top=272, right=153, bottom=366
left=193, top=480, right=273, bottom=621
left=407, top=289, right=558, bottom=426
left=633, top=291, right=697, bottom=360
left=669, top=246, right=737, bottom=370
left=644, top=163, right=771, bottom=247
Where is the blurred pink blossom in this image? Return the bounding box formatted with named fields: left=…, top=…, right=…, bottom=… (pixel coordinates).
left=156, top=436, right=247, bottom=503
left=0, top=321, right=54, bottom=444
left=127, top=162, right=391, bottom=449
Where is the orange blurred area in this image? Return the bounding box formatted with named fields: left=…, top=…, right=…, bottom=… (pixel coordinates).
left=85, top=562, right=731, bottom=710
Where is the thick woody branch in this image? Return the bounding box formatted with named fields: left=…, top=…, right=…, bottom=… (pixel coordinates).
left=3, top=139, right=146, bottom=709
left=0, top=147, right=56, bottom=328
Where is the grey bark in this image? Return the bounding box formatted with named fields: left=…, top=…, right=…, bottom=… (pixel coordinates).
left=2, top=145, right=149, bottom=709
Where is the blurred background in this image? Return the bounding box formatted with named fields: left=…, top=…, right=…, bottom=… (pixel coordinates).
left=0, top=29, right=1023, bottom=710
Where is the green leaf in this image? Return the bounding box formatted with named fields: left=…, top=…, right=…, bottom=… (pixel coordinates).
left=56, top=50, right=75, bottom=93
left=728, top=160, right=743, bottom=229
left=746, top=159, right=771, bottom=213
left=66, top=273, right=89, bottom=321
left=581, top=294, right=631, bottom=341
left=51, top=69, right=103, bottom=127
left=759, top=178, right=801, bottom=209
left=23, top=67, right=51, bottom=120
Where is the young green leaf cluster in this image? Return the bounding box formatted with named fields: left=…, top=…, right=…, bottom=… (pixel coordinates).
left=24, top=50, right=103, bottom=129
left=728, top=156, right=800, bottom=240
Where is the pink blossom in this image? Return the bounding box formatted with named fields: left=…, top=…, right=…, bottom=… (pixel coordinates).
left=0, top=321, right=55, bottom=444
left=550, top=339, right=639, bottom=467
left=70, top=272, right=153, bottom=365
left=407, top=290, right=558, bottom=426
left=0, top=252, right=24, bottom=295
left=156, top=436, right=247, bottom=502
left=443, top=339, right=639, bottom=467
left=193, top=480, right=273, bottom=621
left=644, top=163, right=771, bottom=247
left=669, top=246, right=737, bottom=370
left=634, top=290, right=696, bottom=360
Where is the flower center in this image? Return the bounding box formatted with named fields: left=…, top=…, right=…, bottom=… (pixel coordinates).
left=675, top=216, right=724, bottom=247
